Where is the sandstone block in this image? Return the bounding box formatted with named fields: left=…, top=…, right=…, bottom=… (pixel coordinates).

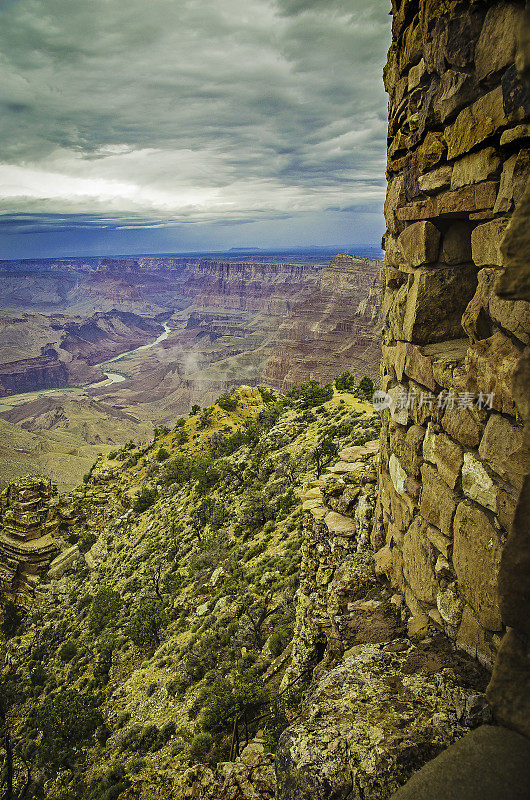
left=407, top=58, right=426, bottom=91
left=435, top=69, right=477, bottom=124
left=417, top=165, right=452, bottom=195
left=471, top=218, right=510, bottom=267
left=324, top=511, right=356, bottom=537
left=397, top=221, right=441, bottom=266
left=453, top=501, right=503, bottom=631
left=463, top=330, right=524, bottom=416
left=403, top=516, right=437, bottom=604
left=450, top=147, right=501, bottom=190
left=461, top=452, right=497, bottom=512
left=440, top=222, right=472, bottom=265
left=456, top=604, right=496, bottom=667
left=398, top=342, right=437, bottom=392
left=487, top=628, right=530, bottom=739
left=441, top=404, right=484, bottom=449
left=437, top=584, right=464, bottom=627
left=384, top=174, right=406, bottom=234
left=415, top=131, right=447, bottom=172
left=426, top=524, right=452, bottom=559
left=374, top=544, right=393, bottom=578
left=389, top=453, right=407, bottom=496
left=421, top=424, right=463, bottom=489
left=500, top=124, right=530, bottom=146
left=445, top=87, right=507, bottom=160
left=401, top=265, right=477, bottom=344
left=479, top=412, right=526, bottom=490
left=421, top=339, right=469, bottom=391
left=387, top=384, right=410, bottom=425
left=493, top=148, right=530, bottom=213
left=46, top=545, right=80, bottom=580
left=419, top=463, right=457, bottom=536
left=475, top=2, right=523, bottom=83
left=400, top=424, right=425, bottom=477
left=396, top=182, right=498, bottom=221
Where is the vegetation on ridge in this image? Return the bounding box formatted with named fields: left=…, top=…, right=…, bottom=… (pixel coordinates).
left=0, top=378, right=379, bottom=800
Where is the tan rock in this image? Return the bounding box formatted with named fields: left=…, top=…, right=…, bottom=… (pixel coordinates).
left=441, top=404, right=485, bottom=449
left=500, top=124, right=530, bottom=146
left=450, top=147, right=501, bottom=190
left=422, top=424, right=464, bottom=489
left=426, top=524, right=452, bottom=559
left=418, top=165, right=452, bottom=195
left=440, top=222, right=473, bottom=265
left=397, top=221, right=441, bottom=266
left=479, top=412, right=526, bottom=490
left=462, top=452, right=497, bottom=512
left=475, top=2, right=523, bottom=83
left=456, top=604, right=496, bottom=668
left=464, top=330, right=524, bottom=417
left=324, top=511, right=356, bottom=537
left=401, top=265, right=477, bottom=344
left=395, top=342, right=437, bottom=392
left=437, top=585, right=464, bottom=627
left=403, top=516, right=437, bottom=604
left=445, top=87, right=507, bottom=160
left=400, top=424, right=425, bottom=477
left=374, top=544, right=393, bottom=578
left=471, top=218, right=510, bottom=267
left=493, top=148, right=530, bottom=214
left=419, top=463, right=457, bottom=536
left=389, top=453, right=407, bottom=496
left=453, top=501, right=503, bottom=631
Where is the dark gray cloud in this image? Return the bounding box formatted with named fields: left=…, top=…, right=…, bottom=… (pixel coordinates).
left=0, top=0, right=391, bottom=230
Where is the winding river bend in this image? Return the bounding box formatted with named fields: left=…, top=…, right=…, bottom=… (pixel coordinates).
left=0, top=321, right=172, bottom=412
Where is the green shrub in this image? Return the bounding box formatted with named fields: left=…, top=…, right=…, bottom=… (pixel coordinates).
left=188, top=731, right=213, bottom=762
left=156, top=446, right=170, bottom=462
left=160, top=454, right=194, bottom=486
left=288, top=380, right=334, bottom=409
left=59, top=640, right=77, bottom=662
left=89, top=587, right=122, bottom=633
left=334, top=370, right=356, bottom=392
left=35, top=689, right=102, bottom=767
left=133, top=485, right=157, bottom=513
left=1, top=600, right=23, bottom=638
left=127, top=599, right=167, bottom=648
left=216, top=392, right=238, bottom=412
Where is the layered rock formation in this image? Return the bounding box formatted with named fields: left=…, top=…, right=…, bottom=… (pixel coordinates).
left=376, top=0, right=530, bottom=749
left=0, top=477, right=67, bottom=607
left=263, top=254, right=382, bottom=389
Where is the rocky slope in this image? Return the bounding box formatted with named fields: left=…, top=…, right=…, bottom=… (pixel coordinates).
left=0, top=383, right=495, bottom=800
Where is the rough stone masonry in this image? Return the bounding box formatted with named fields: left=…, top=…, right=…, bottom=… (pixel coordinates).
left=375, top=0, right=530, bottom=739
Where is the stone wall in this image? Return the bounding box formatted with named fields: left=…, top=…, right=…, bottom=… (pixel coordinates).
left=376, top=0, right=530, bottom=731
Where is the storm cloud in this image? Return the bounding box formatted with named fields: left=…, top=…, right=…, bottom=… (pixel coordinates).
left=0, top=0, right=391, bottom=253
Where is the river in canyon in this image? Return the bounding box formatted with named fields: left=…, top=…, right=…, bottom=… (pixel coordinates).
left=0, top=321, right=172, bottom=412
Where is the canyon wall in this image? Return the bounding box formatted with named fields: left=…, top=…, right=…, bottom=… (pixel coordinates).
left=263, top=254, right=382, bottom=388
left=376, top=0, right=529, bottom=739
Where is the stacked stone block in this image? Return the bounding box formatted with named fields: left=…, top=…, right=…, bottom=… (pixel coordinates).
left=376, top=0, right=529, bottom=672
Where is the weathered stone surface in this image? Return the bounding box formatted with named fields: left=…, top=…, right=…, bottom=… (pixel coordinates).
left=390, top=725, right=530, bottom=800
left=397, top=221, right=441, bottom=266
left=456, top=604, right=496, bottom=667
left=422, top=424, right=464, bottom=489
left=467, top=267, right=530, bottom=345
left=471, top=218, right=510, bottom=267
left=464, top=330, right=525, bottom=417
left=426, top=525, right=452, bottom=560
left=437, top=584, right=464, bottom=627
left=47, top=545, right=80, bottom=580
left=500, top=124, right=530, bottom=146
left=396, top=182, right=498, bottom=221
left=487, top=628, right=530, bottom=739
left=498, top=473, right=530, bottom=633
left=493, top=149, right=530, bottom=215
left=400, top=424, right=425, bottom=477
left=453, top=501, right=503, bottom=631
left=401, top=265, right=477, bottom=344
left=389, top=453, right=407, bottom=496
left=441, top=404, right=485, bottom=449
left=479, top=411, right=526, bottom=490
left=498, top=178, right=530, bottom=302
left=417, top=165, right=452, bottom=194
left=276, top=640, right=488, bottom=800
left=450, top=147, right=501, bottom=190
left=440, top=222, right=473, bottom=265
left=445, top=87, right=507, bottom=160
left=435, top=69, right=477, bottom=124
left=462, top=453, right=497, bottom=512
left=324, top=511, right=356, bottom=537
left=403, top=516, right=437, bottom=604
left=419, top=463, right=457, bottom=537
left=475, top=2, right=523, bottom=83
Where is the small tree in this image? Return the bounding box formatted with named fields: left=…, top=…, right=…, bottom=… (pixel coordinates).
left=35, top=690, right=102, bottom=768
left=289, top=380, right=334, bottom=409
left=335, top=370, right=356, bottom=392
left=357, top=376, right=374, bottom=400
left=89, top=587, right=122, bottom=633
left=156, top=446, right=170, bottom=462
left=311, top=437, right=338, bottom=478
left=127, top=599, right=167, bottom=648
left=133, top=485, right=157, bottom=513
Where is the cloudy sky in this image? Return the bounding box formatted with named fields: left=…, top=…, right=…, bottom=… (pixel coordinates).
left=0, top=0, right=391, bottom=258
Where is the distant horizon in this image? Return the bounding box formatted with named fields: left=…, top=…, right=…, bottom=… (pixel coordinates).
left=0, top=242, right=384, bottom=265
